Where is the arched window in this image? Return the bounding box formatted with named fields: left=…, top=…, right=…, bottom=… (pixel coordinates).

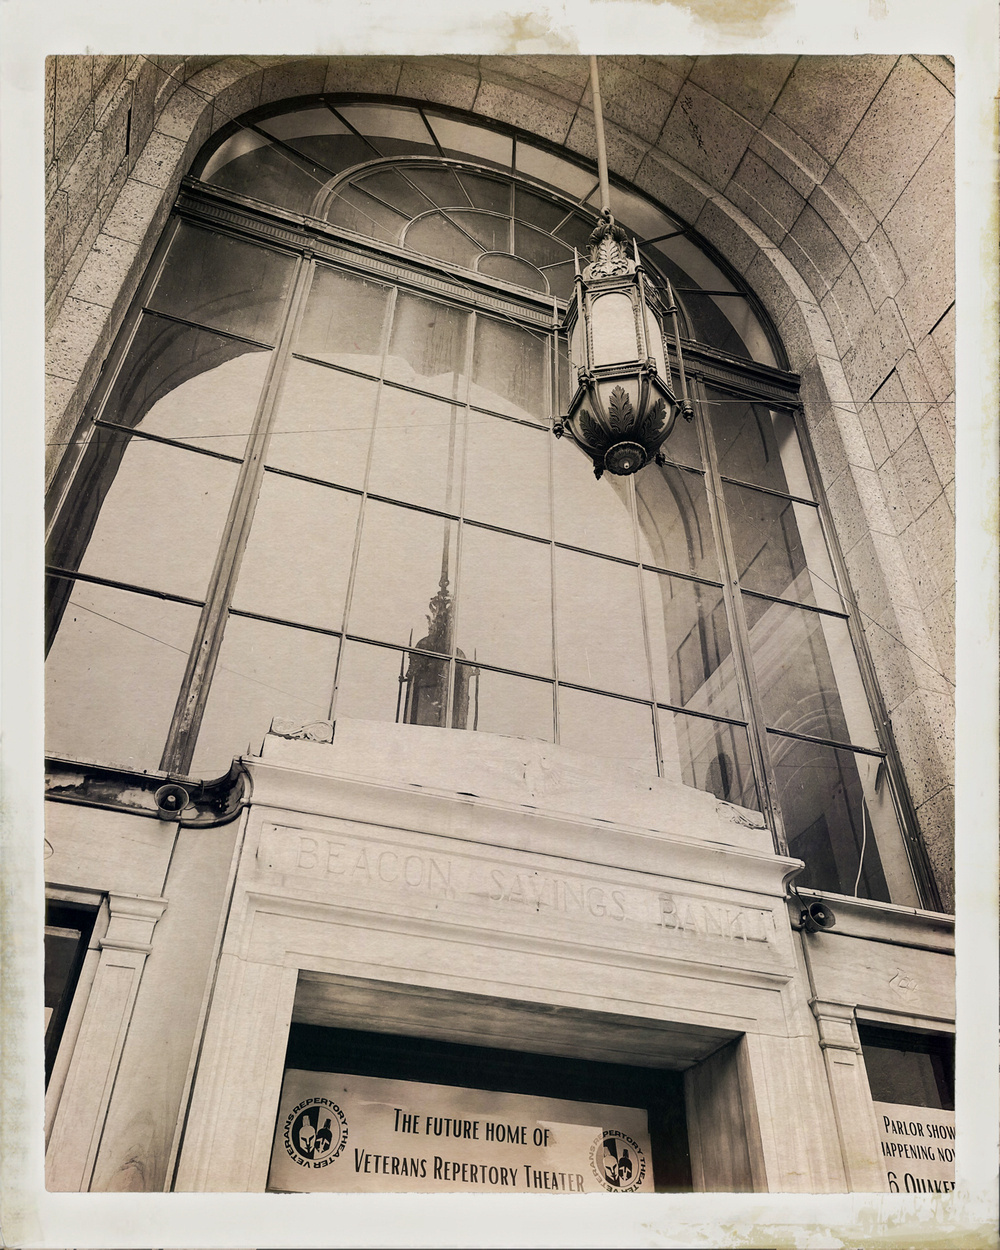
left=45, top=96, right=931, bottom=908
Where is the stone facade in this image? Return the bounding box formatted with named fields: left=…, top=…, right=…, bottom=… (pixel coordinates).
left=44, top=54, right=956, bottom=906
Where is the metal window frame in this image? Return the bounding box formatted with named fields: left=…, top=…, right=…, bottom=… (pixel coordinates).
left=45, top=145, right=932, bottom=906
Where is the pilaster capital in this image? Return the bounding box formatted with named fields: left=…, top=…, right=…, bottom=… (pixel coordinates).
left=102, top=893, right=168, bottom=954
left=810, top=997, right=861, bottom=1052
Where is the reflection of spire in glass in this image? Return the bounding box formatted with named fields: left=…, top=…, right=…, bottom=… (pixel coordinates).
left=397, top=350, right=476, bottom=729
left=401, top=551, right=473, bottom=730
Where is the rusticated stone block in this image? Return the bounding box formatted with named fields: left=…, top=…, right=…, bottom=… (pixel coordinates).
left=655, top=80, right=755, bottom=193
left=688, top=55, right=796, bottom=128
left=837, top=57, right=953, bottom=223
left=771, top=55, right=896, bottom=165
left=728, top=149, right=805, bottom=244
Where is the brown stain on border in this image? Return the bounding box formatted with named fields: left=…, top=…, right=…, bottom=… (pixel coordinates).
left=607, top=0, right=794, bottom=38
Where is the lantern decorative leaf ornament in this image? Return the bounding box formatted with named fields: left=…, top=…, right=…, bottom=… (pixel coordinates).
left=554, top=211, right=694, bottom=479
left=552, top=58, right=694, bottom=480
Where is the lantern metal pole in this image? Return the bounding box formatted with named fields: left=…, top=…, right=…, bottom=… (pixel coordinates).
left=589, top=55, right=611, bottom=213
left=665, top=277, right=695, bottom=421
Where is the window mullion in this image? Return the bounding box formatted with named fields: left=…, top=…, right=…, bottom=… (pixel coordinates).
left=327, top=283, right=397, bottom=722
left=792, top=401, right=940, bottom=910
left=160, top=250, right=315, bottom=775
left=442, top=312, right=475, bottom=729
left=691, top=372, right=787, bottom=853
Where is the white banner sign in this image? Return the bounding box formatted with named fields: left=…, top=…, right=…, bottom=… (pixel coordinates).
left=873, top=1101, right=955, bottom=1194
left=268, top=1068, right=655, bottom=1193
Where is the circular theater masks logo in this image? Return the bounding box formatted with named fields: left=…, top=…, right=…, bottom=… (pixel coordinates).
left=283, top=1098, right=348, bottom=1168
left=589, top=1129, right=647, bottom=1192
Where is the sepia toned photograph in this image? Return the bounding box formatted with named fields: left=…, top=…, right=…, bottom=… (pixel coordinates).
left=5, top=8, right=993, bottom=1244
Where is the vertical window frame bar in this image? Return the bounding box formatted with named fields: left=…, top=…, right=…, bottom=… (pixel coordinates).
left=159, top=247, right=314, bottom=774
left=690, top=372, right=785, bottom=848
left=326, top=279, right=398, bottom=722
left=789, top=400, right=939, bottom=910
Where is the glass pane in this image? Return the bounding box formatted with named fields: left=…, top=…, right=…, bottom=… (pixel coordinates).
left=554, top=213, right=597, bottom=251
left=558, top=687, right=657, bottom=774
left=513, top=186, right=567, bottom=233
left=256, top=108, right=376, bottom=184
left=714, top=297, right=777, bottom=369
left=348, top=500, right=458, bottom=649
left=74, top=434, right=238, bottom=602
left=657, top=709, right=758, bottom=810
left=149, top=223, right=295, bottom=345
left=231, top=473, right=359, bottom=630
left=513, top=223, right=573, bottom=271
left=357, top=167, right=435, bottom=217
left=556, top=337, right=571, bottom=412
left=201, top=128, right=270, bottom=181
left=402, top=166, right=470, bottom=206
left=267, top=362, right=377, bottom=489
left=653, top=404, right=701, bottom=469
left=464, top=412, right=550, bottom=538
left=448, top=210, right=510, bottom=254
left=644, top=572, right=741, bottom=719
left=385, top=293, right=469, bottom=399
left=602, top=185, right=680, bottom=244
left=327, top=185, right=406, bottom=245
left=770, top=736, right=894, bottom=902
left=297, top=266, right=388, bottom=373
left=745, top=598, right=879, bottom=748
left=636, top=464, right=716, bottom=578
left=477, top=254, right=548, bottom=294
left=470, top=316, right=548, bottom=422
left=257, top=107, right=350, bottom=142
left=45, top=580, right=198, bottom=771
left=367, top=387, right=465, bottom=513
left=860, top=1035, right=953, bottom=1110
left=461, top=665, right=554, bottom=740
left=724, top=482, right=843, bottom=611
left=678, top=292, right=751, bottom=358
left=401, top=649, right=453, bottom=728
left=192, top=615, right=340, bottom=777
left=707, top=390, right=812, bottom=497
left=100, top=314, right=270, bottom=459
left=589, top=293, right=638, bottom=366
left=456, top=171, right=512, bottom=212
left=404, top=214, right=481, bottom=268
left=335, top=104, right=438, bottom=158
left=541, top=261, right=575, bottom=300
left=204, top=142, right=329, bottom=216
left=552, top=441, right=635, bottom=559
left=457, top=527, right=553, bottom=677
left=514, top=144, right=596, bottom=200
left=654, top=233, right=735, bottom=294
left=335, top=640, right=413, bottom=725
left=425, top=117, right=513, bottom=170
left=554, top=548, right=648, bottom=698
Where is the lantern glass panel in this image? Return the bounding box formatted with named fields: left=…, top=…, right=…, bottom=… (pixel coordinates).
left=589, top=292, right=638, bottom=366
left=643, top=300, right=668, bottom=378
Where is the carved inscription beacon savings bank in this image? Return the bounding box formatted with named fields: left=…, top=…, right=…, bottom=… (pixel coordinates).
left=256, top=825, right=778, bottom=948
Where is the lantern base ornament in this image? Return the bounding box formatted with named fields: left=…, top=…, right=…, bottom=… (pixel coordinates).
left=603, top=440, right=647, bottom=476
left=556, top=210, right=686, bottom=480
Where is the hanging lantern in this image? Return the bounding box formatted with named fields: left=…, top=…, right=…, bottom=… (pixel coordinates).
left=554, top=210, right=693, bottom=479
